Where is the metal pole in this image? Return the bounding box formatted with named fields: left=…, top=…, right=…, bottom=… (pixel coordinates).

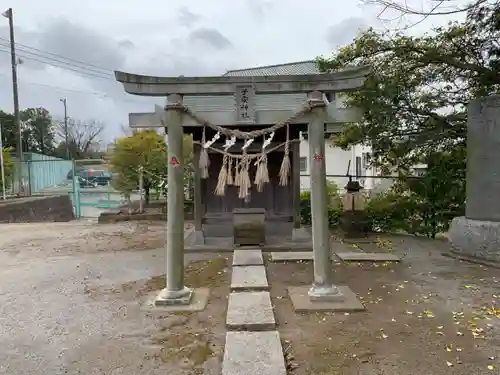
left=60, top=98, right=69, bottom=159
left=0, top=121, right=6, bottom=200
left=4, top=8, right=23, bottom=195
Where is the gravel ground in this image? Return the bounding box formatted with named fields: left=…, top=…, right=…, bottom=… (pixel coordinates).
left=2, top=222, right=499, bottom=375
left=0, top=220, right=228, bottom=375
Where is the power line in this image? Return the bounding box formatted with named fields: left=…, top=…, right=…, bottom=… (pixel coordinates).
left=0, top=36, right=113, bottom=73
left=0, top=37, right=154, bottom=105
left=0, top=41, right=114, bottom=77
left=0, top=72, right=151, bottom=105
left=0, top=47, right=114, bottom=81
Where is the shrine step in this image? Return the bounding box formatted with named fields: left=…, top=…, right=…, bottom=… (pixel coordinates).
left=202, top=221, right=293, bottom=238
left=231, top=265, right=269, bottom=291
left=232, top=249, right=264, bottom=266
left=222, top=331, right=286, bottom=375
left=226, top=291, right=275, bottom=330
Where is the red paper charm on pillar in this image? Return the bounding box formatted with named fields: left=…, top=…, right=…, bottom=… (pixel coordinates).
left=169, top=156, right=180, bottom=167
left=314, top=154, right=324, bottom=162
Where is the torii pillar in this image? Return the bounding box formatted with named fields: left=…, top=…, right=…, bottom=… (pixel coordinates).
left=287, top=91, right=365, bottom=312
left=153, top=94, right=209, bottom=310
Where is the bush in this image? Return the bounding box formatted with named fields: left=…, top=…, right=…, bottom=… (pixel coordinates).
left=300, top=181, right=343, bottom=228
left=365, top=191, right=415, bottom=233
left=365, top=176, right=465, bottom=238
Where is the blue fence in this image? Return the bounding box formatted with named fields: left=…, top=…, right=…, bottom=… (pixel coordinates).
left=4, top=154, right=139, bottom=218
left=23, top=152, right=73, bottom=194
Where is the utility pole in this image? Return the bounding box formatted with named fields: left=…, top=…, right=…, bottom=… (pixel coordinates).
left=2, top=8, right=23, bottom=195
left=60, top=98, right=69, bottom=159
left=0, top=121, right=7, bottom=200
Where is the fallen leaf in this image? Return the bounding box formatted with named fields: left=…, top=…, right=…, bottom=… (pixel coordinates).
left=446, top=361, right=453, bottom=367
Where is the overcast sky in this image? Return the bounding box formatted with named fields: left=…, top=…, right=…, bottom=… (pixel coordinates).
left=0, top=0, right=468, bottom=143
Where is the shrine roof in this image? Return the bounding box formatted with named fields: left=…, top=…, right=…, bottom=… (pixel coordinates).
left=223, top=60, right=320, bottom=76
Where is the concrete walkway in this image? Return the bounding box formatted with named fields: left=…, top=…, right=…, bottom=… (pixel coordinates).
left=222, top=248, right=286, bottom=375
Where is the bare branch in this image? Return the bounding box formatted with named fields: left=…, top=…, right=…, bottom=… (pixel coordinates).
left=55, top=118, right=105, bottom=158
left=362, top=0, right=491, bottom=30
left=365, top=0, right=489, bottom=16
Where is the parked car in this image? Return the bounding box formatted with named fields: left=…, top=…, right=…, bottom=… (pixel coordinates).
left=67, top=167, right=84, bottom=180
left=78, top=176, right=97, bottom=188
left=86, top=171, right=113, bottom=186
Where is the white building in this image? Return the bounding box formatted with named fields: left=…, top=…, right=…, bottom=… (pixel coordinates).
left=224, top=61, right=377, bottom=193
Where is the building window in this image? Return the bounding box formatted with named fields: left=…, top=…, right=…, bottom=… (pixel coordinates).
left=299, top=157, right=307, bottom=172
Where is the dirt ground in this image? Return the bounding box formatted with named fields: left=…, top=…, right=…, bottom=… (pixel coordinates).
left=0, top=221, right=177, bottom=259
left=0, top=220, right=228, bottom=375
left=269, top=235, right=500, bottom=375
left=1, top=221, right=499, bottom=374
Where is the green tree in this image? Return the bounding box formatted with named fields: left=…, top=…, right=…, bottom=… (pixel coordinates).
left=109, top=130, right=193, bottom=210
left=316, top=2, right=498, bottom=236
left=110, top=131, right=167, bottom=204
left=0, top=110, right=17, bottom=149
left=1, top=108, right=56, bottom=155
left=20, top=107, right=56, bottom=155
left=317, top=2, right=498, bottom=171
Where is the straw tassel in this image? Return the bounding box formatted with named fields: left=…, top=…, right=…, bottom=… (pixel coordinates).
left=254, top=153, right=269, bottom=192
left=199, top=127, right=209, bottom=179
left=227, top=157, right=234, bottom=185
left=279, top=125, right=291, bottom=186
left=238, top=153, right=251, bottom=199
left=214, top=153, right=229, bottom=196
left=234, top=161, right=241, bottom=187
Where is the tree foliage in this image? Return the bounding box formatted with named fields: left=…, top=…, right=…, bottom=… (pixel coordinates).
left=20, top=108, right=55, bottom=155
left=316, top=2, right=499, bottom=236
left=318, top=2, right=498, bottom=171
left=109, top=130, right=194, bottom=200
left=1, top=108, right=56, bottom=155
left=109, top=130, right=167, bottom=196
left=366, top=149, right=466, bottom=237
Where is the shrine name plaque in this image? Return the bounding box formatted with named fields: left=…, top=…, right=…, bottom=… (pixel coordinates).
left=232, top=208, right=266, bottom=247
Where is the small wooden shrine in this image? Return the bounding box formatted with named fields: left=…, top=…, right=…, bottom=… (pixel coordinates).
left=123, top=64, right=369, bottom=247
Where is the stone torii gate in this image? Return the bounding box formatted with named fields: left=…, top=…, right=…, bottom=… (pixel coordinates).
left=114, top=66, right=370, bottom=309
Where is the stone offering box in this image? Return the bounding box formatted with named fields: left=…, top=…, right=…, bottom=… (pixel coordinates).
left=233, top=208, right=266, bottom=247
